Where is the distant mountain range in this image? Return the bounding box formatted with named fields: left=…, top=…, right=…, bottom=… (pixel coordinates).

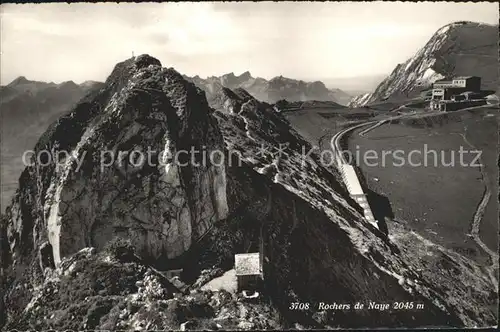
left=184, top=72, right=353, bottom=106
left=0, top=77, right=103, bottom=155
left=349, top=21, right=499, bottom=107
left=320, top=75, right=387, bottom=95
left=0, top=77, right=103, bottom=210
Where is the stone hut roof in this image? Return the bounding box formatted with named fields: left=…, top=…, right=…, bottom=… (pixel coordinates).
left=235, top=253, right=261, bottom=276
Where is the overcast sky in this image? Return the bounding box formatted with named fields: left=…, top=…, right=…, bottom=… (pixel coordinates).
left=0, top=2, right=498, bottom=86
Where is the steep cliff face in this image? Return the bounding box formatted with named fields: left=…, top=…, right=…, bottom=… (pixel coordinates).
left=349, top=21, right=498, bottom=107
left=185, top=72, right=352, bottom=105
left=5, top=55, right=228, bottom=270
left=1, top=55, right=497, bottom=329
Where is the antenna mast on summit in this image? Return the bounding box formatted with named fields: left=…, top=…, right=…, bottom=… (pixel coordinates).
left=132, top=51, right=135, bottom=59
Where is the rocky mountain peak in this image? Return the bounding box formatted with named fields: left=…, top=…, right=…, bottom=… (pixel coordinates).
left=270, top=75, right=285, bottom=82
left=349, top=21, right=498, bottom=107
left=238, top=71, right=252, bottom=80
left=309, top=80, right=327, bottom=88
left=79, top=80, right=102, bottom=89
left=134, top=54, right=162, bottom=68
left=7, top=76, right=30, bottom=86
left=220, top=71, right=255, bottom=88
left=58, top=80, right=79, bottom=89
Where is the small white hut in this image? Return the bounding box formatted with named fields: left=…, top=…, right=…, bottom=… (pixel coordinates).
left=234, top=252, right=263, bottom=292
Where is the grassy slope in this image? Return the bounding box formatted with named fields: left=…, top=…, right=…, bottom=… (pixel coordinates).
left=461, top=113, right=499, bottom=253
left=346, top=108, right=498, bottom=265
left=283, top=107, right=381, bottom=146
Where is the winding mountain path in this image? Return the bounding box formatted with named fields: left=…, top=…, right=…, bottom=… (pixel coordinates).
left=456, top=128, right=498, bottom=292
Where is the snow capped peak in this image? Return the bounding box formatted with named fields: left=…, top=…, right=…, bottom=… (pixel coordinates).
left=239, top=71, right=252, bottom=80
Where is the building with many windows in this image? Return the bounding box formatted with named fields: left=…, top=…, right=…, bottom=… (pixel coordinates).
left=432, top=76, right=481, bottom=90
left=430, top=76, right=483, bottom=111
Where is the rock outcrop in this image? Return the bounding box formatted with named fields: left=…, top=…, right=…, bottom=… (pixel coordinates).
left=349, top=21, right=499, bottom=107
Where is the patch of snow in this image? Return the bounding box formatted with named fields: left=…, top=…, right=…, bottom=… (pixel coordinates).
left=24, top=289, right=42, bottom=313
left=359, top=93, right=372, bottom=105
left=256, top=164, right=272, bottom=174
left=438, top=25, right=450, bottom=35
left=272, top=172, right=280, bottom=183
left=419, top=74, right=442, bottom=86
left=102, top=254, right=113, bottom=263
left=405, top=56, right=416, bottom=71
left=64, top=262, right=77, bottom=275
left=201, top=269, right=237, bottom=293
left=241, top=115, right=256, bottom=141
left=421, top=68, right=436, bottom=81
left=350, top=92, right=373, bottom=107
left=129, top=313, right=148, bottom=331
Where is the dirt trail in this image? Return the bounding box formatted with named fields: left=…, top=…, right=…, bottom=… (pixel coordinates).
left=457, top=128, right=498, bottom=292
